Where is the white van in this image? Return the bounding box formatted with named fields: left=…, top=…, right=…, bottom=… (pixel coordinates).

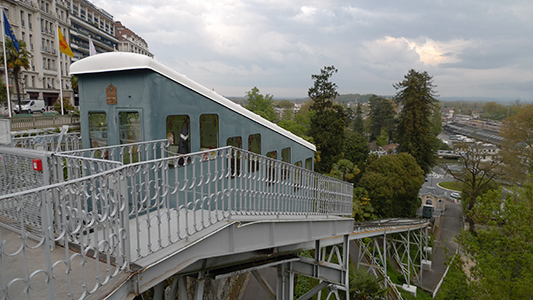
left=12, top=99, right=46, bottom=114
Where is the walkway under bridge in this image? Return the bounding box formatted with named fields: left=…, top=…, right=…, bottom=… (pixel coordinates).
left=0, top=134, right=430, bottom=300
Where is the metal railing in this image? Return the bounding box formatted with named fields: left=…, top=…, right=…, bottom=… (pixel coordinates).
left=8, top=115, right=80, bottom=131
left=0, top=143, right=353, bottom=299
left=12, top=132, right=82, bottom=151
left=59, top=139, right=169, bottom=165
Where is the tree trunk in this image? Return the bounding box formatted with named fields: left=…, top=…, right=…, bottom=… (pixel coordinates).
left=14, top=70, right=22, bottom=113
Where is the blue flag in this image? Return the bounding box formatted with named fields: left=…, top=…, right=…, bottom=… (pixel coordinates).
left=3, top=11, right=19, bottom=52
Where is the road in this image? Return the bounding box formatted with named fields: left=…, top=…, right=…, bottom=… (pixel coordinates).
left=419, top=168, right=463, bottom=294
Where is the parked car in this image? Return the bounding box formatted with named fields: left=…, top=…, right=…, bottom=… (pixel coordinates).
left=450, top=192, right=461, bottom=198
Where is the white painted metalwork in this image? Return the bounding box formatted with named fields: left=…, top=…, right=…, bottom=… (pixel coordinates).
left=0, top=143, right=352, bottom=299
left=12, top=132, right=81, bottom=151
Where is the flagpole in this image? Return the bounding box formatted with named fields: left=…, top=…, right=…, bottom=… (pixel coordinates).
left=56, top=22, right=64, bottom=115
left=1, top=7, right=12, bottom=118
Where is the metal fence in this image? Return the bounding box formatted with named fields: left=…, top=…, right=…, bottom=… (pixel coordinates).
left=0, top=143, right=353, bottom=299
left=8, top=114, right=80, bottom=131
left=59, top=139, right=169, bottom=165
left=12, top=132, right=82, bottom=151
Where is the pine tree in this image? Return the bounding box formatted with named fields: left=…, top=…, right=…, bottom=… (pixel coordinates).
left=394, top=69, right=439, bottom=174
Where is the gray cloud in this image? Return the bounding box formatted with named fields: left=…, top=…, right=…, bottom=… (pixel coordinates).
left=93, top=0, right=533, bottom=100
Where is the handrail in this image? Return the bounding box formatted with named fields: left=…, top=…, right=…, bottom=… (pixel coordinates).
left=0, top=144, right=353, bottom=299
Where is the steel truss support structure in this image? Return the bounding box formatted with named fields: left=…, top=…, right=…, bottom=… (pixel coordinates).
left=356, top=226, right=429, bottom=298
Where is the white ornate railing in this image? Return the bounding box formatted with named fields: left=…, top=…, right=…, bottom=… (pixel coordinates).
left=0, top=144, right=353, bottom=299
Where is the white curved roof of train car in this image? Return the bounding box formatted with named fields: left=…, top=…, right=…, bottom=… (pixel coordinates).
left=70, top=52, right=315, bottom=151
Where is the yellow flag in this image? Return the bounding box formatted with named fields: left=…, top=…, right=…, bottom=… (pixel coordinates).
left=58, top=27, right=74, bottom=57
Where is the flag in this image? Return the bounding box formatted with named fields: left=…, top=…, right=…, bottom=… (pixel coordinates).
left=89, top=36, right=97, bottom=56
left=58, top=27, right=73, bottom=57
left=3, top=11, right=19, bottom=52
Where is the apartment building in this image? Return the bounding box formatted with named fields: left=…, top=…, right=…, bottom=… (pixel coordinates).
left=65, top=0, right=117, bottom=60
left=2, top=0, right=72, bottom=105
left=2, top=0, right=149, bottom=108
left=115, top=21, right=153, bottom=58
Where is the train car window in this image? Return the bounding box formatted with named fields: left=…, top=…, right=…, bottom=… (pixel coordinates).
left=266, top=151, right=277, bottom=159
left=119, top=112, right=141, bottom=144
left=248, top=134, right=261, bottom=173
left=281, top=147, right=291, bottom=163
left=305, top=158, right=313, bottom=170
left=248, top=134, right=261, bottom=154
left=88, top=112, right=108, bottom=148
left=200, top=114, right=219, bottom=150
left=295, top=161, right=302, bottom=167
left=167, top=115, right=190, bottom=154
left=227, top=137, right=242, bottom=177
left=226, top=136, right=242, bottom=148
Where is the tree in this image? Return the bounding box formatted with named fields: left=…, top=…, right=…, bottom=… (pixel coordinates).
left=274, top=100, right=294, bottom=121
left=1, top=39, right=31, bottom=112
left=329, top=158, right=360, bottom=182
left=499, top=104, right=533, bottom=184
left=343, top=130, right=369, bottom=167
left=394, top=69, right=439, bottom=174
left=482, top=101, right=508, bottom=120
left=352, top=103, right=365, bottom=135
left=368, top=95, right=395, bottom=141
left=358, top=153, right=424, bottom=218
left=308, top=66, right=346, bottom=173
left=446, top=143, right=502, bottom=233
left=457, top=184, right=533, bottom=299
left=244, top=87, right=277, bottom=122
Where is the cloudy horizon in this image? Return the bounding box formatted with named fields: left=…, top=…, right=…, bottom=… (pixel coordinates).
left=92, top=0, right=532, bottom=101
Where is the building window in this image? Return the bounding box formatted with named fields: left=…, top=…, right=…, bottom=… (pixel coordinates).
left=305, top=157, right=313, bottom=170
left=281, top=147, right=291, bottom=163
left=227, top=136, right=242, bottom=149
left=248, top=134, right=261, bottom=154
left=166, top=115, right=190, bottom=154
left=119, top=111, right=141, bottom=144
left=267, top=151, right=277, bottom=160
left=200, top=114, right=218, bottom=150
left=88, top=112, right=108, bottom=148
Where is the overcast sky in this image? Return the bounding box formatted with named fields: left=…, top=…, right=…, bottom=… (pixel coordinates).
left=92, top=0, right=532, bottom=101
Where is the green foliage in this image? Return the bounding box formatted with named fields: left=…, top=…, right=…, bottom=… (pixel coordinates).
left=434, top=256, right=471, bottom=300
left=1, top=39, right=31, bottom=109
left=358, top=153, right=424, bottom=218
left=352, top=103, right=365, bottom=135
left=71, top=75, right=79, bottom=94
left=53, top=99, right=78, bottom=114
left=457, top=184, right=533, bottom=299
left=329, top=158, right=360, bottom=181
left=308, top=66, right=346, bottom=173
left=352, top=187, right=377, bottom=221
left=349, top=267, right=387, bottom=299
left=481, top=101, right=508, bottom=120
left=368, top=95, right=396, bottom=141
left=500, top=103, right=533, bottom=184
left=394, top=69, right=439, bottom=174
left=244, top=87, right=277, bottom=122
left=343, top=130, right=369, bottom=167
left=446, top=143, right=502, bottom=232
left=0, top=82, right=6, bottom=106
left=308, top=65, right=339, bottom=113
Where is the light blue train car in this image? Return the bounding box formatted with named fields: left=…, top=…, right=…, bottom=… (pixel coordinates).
left=70, top=52, right=315, bottom=169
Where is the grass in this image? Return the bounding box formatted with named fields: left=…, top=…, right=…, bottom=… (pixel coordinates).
left=437, top=181, right=462, bottom=191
